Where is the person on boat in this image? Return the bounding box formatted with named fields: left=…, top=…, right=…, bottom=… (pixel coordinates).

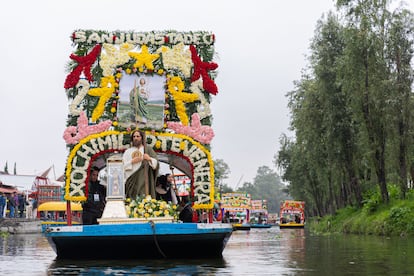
left=156, top=174, right=178, bottom=204
left=222, top=211, right=230, bottom=223
left=18, top=193, right=27, bottom=218
left=258, top=213, right=264, bottom=224
left=82, top=166, right=107, bottom=225
left=123, top=130, right=159, bottom=199
left=178, top=195, right=193, bottom=223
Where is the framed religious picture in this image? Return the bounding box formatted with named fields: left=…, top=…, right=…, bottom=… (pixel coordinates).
left=117, top=73, right=166, bottom=130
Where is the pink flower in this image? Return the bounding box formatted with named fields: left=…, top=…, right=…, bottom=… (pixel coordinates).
left=167, top=113, right=214, bottom=144
left=63, top=111, right=112, bottom=144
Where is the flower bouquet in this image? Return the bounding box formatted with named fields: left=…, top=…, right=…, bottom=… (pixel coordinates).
left=125, top=195, right=178, bottom=221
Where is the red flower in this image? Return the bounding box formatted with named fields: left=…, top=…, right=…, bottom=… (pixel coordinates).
left=164, top=36, right=169, bottom=43
left=64, top=44, right=102, bottom=89
left=189, top=45, right=218, bottom=95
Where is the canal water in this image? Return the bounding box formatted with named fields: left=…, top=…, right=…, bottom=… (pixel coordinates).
left=1, top=226, right=414, bottom=275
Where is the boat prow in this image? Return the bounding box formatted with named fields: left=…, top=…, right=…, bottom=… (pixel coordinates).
left=279, top=222, right=304, bottom=229
left=232, top=223, right=251, bottom=231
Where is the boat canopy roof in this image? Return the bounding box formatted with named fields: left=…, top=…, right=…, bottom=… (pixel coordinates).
left=38, top=201, right=82, bottom=212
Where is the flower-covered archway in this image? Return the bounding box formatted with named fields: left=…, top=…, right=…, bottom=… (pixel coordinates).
left=64, top=131, right=214, bottom=209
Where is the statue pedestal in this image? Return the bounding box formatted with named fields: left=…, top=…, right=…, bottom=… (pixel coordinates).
left=98, top=197, right=127, bottom=223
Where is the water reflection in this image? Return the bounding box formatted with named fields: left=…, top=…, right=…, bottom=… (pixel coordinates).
left=49, top=258, right=227, bottom=275
left=2, top=227, right=414, bottom=275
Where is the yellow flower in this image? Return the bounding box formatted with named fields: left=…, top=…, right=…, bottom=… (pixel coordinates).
left=125, top=195, right=178, bottom=219
left=155, top=140, right=161, bottom=149
left=112, top=121, right=118, bottom=126
left=167, top=76, right=198, bottom=125
left=110, top=107, right=116, bottom=113
left=126, top=68, right=132, bottom=74
left=128, top=44, right=160, bottom=70
left=157, top=69, right=164, bottom=75
left=88, top=76, right=117, bottom=122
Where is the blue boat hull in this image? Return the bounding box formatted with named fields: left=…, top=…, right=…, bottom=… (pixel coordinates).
left=44, top=222, right=233, bottom=259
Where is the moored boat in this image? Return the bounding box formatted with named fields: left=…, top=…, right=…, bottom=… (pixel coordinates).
left=220, top=193, right=251, bottom=231
left=250, top=223, right=272, bottom=229
left=279, top=200, right=305, bottom=229
left=39, top=201, right=82, bottom=231
left=249, top=199, right=272, bottom=229
left=45, top=222, right=232, bottom=259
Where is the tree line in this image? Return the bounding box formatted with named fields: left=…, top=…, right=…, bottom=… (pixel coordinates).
left=276, top=0, right=414, bottom=217
left=214, top=159, right=289, bottom=213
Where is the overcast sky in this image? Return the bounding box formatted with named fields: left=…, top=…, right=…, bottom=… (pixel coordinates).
left=1, top=0, right=412, bottom=188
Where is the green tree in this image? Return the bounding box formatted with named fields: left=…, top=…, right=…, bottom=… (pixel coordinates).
left=213, top=159, right=231, bottom=197
left=4, top=162, right=8, bottom=174
left=385, top=8, right=414, bottom=199
left=337, top=0, right=393, bottom=203
left=238, top=165, right=288, bottom=213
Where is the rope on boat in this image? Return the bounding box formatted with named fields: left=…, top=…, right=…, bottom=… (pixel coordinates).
left=149, top=220, right=167, bottom=258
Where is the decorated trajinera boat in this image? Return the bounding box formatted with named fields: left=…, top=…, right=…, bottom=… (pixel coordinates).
left=249, top=199, right=272, bottom=229
left=279, top=200, right=305, bottom=229
left=220, top=193, right=251, bottom=231
left=43, top=29, right=233, bottom=259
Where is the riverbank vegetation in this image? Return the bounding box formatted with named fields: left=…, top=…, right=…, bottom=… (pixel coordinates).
left=308, top=184, right=414, bottom=236
left=275, top=0, right=414, bottom=222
